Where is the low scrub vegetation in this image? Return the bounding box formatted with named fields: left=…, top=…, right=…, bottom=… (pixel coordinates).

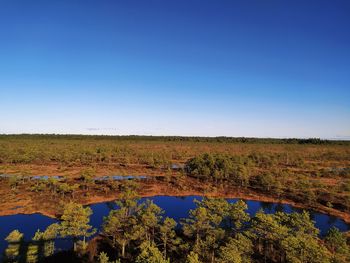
left=185, top=153, right=350, bottom=213
left=1, top=135, right=349, bottom=262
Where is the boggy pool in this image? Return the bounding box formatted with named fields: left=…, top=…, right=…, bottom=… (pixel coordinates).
left=0, top=195, right=349, bottom=256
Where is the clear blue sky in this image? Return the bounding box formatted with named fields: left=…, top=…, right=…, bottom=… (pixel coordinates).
left=0, top=0, right=349, bottom=138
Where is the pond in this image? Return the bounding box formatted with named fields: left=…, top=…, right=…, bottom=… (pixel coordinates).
left=0, top=196, right=349, bottom=257
left=0, top=174, right=148, bottom=182
left=94, top=175, right=148, bottom=181
left=0, top=174, right=65, bottom=181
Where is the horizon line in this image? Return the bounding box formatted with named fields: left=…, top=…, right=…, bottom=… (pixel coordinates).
left=1, top=133, right=350, bottom=141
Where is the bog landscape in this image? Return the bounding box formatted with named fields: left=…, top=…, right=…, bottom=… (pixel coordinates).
left=0, top=135, right=349, bottom=262
left=1, top=1, right=350, bottom=262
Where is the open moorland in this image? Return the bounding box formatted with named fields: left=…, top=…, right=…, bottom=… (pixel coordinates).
left=1, top=135, right=350, bottom=263
left=0, top=134, right=349, bottom=220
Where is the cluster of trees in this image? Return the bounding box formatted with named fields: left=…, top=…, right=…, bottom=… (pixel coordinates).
left=2, top=175, right=81, bottom=198
left=185, top=153, right=350, bottom=213
left=184, top=153, right=297, bottom=188
left=2, top=169, right=143, bottom=199
left=185, top=154, right=250, bottom=187
left=4, top=202, right=95, bottom=262
left=185, top=153, right=307, bottom=179
left=4, top=188, right=350, bottom=262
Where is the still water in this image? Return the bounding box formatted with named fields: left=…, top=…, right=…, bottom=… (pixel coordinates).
left=1, top=196, right=349, bottom=255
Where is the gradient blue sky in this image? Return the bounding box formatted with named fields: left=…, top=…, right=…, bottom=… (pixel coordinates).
left=0, top=0, right=349, bottom=138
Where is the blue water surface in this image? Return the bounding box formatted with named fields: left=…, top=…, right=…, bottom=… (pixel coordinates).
left=1, top=196, right=349, bottom=257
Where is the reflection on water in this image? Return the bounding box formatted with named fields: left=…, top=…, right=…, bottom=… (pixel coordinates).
left=0, top=195, right=349, bottom=257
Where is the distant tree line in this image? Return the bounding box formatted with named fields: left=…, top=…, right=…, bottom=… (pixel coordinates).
left=0, top=134, right=348, bottom=145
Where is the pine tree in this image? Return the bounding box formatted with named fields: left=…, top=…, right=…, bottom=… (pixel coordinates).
left=26, top=243, right=39, bottom=263
left=217, top=243, right=242, bottom=263
left=186, top=251, right=202, bottom=263
left=135, top=241, right=169, bottom=263
left=103, top=207, right=139, bottom=258
left=281, top=232, right=331, bottom=263
left=218, top=234, right=252, bottom=263
left=325, top=227, right=350, bottom=262
left=227, top=200, right=250, bottom=232
left=60, top=202, right=96, bottom=251
left=33, top=223, right=60, bottom=258
left=98, top=251, right=110, bottom=263
left=4, top=230, right=24, bottom=262
left=136, top=200, right=164, bottom=243
left=159, top=217, right=181, bottom=259
left=182, top=198, right=227, bottom=263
